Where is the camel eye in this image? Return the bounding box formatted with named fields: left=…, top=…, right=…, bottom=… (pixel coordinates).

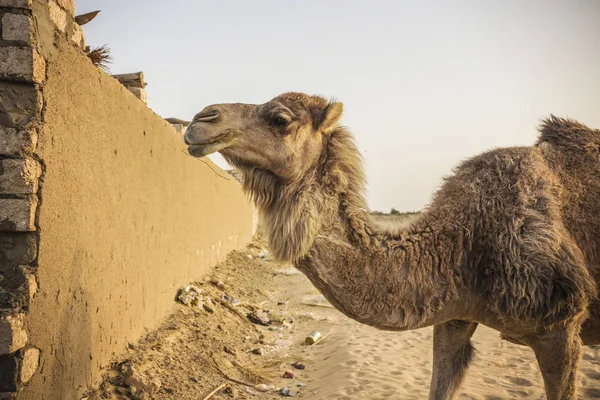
left=272, top=115, right=289, bottom=127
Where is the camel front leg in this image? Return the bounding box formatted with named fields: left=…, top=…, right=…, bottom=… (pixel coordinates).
left=428, top=320, right=478, bottom=400
left=528, top=323, right=583, bottom=400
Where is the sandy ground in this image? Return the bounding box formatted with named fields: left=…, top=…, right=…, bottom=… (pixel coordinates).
left=87, top=240, right=600, bottom=400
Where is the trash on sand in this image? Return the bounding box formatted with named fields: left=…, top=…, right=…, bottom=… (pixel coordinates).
left=305, top=331, right=322, bottom=345
left=258, top=251, right=272, bottom=259
left=303, top=332, right=332, bottom=352
left=274, top=268, right=301, bottom=276
left=268, top=326, right=280, bottom=331
left=283, top=371, right=294, bottom=379
left=251, top=342, right=289, bottom=356
left=254, top=383, right=276, bottom=392
left=222, top=294, right=240, bottom=306
left=247, top=254, right=253, bottom=259
left=247, top=310, right=271, bottom=326
left=176, top=285, right=202, bottom=307
left=296, top=383, right=305, bottom=387
left=301, top=294, right=334, bottom=308
left=280, top=387, right=297, bottom=397
left=277, top=301, right=289, bottom=306
left=291, top=361, right=305, bottom=370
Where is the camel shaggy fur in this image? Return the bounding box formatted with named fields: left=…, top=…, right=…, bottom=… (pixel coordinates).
left=184, top=92, right=599, bottom=400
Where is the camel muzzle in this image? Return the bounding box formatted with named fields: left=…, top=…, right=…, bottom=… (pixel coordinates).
left=184, top=126, right=238, bottom=157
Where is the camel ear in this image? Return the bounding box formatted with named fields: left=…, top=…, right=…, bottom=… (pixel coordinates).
left=314, top=102, right=343, bottom=133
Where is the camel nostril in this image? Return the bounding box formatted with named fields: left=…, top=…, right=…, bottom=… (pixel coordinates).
left=193, top=110, right=220, bottom=123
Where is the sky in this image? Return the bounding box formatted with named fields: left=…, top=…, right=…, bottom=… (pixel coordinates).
left=76, top=0, right=600, bottom=212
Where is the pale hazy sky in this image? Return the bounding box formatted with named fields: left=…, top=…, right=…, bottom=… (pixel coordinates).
left=77, top=0, right=600, bottom=212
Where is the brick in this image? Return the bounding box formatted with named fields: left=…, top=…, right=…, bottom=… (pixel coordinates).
left=19, top=346, right=38, bottom=383
left=47, top=1, right=66, bottom=32
left=0, top=127, right=37, bottom=156
left=0, top=0, right=31, bottom=8
left=0, top=158, right=41, bottom=194
left=0, top=158, right=41, bottom=195
left=56, top=0, right=73, bottom=15
left=1, top=13, right=32, bottom=42
left=0, top=47, right=45, bottom=84
left=0, top=233, right=37, bottom=266
left=0, top=313, right=27, bottom=355
left=0, top=197, right=37, bottom=232
left=0, top=82, right=42, bottom=129
left=0, top=268, right=36, bottom=309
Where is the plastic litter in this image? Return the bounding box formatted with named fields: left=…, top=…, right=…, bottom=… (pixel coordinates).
left=254, top=384, right=276, bottom=392
left=283, top=371, right=294, bottom=379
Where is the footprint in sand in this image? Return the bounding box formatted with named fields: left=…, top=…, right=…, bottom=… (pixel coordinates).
left=343, top=386, right=362, bottom=395
left=506, top=376, right=534, bottom=386
left=581, top=368, right=600, bottom=380
left=482, top=377, right=496, bottom=385
left=508, top=389, right=531, bottom=397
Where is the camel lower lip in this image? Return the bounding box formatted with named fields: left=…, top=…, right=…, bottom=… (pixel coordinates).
left=187, top=142, right=228, bottom=157
left=186, top=130, right=237, bottom=157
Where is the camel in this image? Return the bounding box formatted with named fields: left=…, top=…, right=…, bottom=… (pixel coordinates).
left=183, top=92, right=600, bottom=400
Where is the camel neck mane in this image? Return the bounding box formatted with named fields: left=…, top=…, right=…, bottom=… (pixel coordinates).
left=239, top=127, right=378, bottom=262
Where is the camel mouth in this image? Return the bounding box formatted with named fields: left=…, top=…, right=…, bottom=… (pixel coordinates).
left=185, top=129, right=238, bottom=157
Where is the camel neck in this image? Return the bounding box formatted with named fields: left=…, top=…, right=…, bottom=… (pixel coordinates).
left=248, top=128, right=465, bottom=329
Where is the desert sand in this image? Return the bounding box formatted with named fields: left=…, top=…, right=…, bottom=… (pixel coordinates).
left=89, top=241, right=600, bottom=399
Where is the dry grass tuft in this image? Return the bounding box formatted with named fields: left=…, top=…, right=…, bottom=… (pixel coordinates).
left=86, top=44, right=112, bottom=71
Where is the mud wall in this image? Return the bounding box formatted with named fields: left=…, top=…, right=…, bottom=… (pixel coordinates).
left=0, top=1, right=254, bottom=398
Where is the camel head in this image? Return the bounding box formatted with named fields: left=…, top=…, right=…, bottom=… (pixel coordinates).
left=184, top=92, right=343, bottom=180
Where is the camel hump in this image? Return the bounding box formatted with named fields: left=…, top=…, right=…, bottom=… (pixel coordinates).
left=536, top=115, right=600, bottom=152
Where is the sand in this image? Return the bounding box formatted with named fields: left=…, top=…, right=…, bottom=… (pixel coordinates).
left=88, top=241, right=600, bottom=399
